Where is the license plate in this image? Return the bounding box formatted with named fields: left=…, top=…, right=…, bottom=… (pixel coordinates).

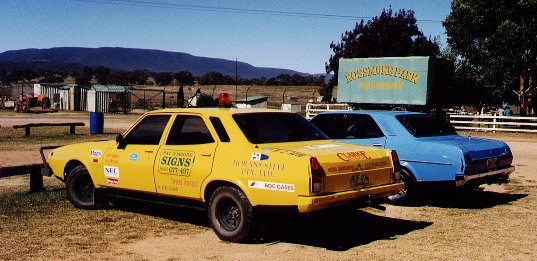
left=486, top=158, right=498, bottom=169
left=350, top=173, right=369, bottom=188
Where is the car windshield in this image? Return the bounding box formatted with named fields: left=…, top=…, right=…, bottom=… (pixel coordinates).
left=233, top=112, right=329, bottom=144
left=396, top=114, right=456, bottom=137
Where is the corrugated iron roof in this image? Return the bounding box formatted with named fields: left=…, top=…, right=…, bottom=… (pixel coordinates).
left=89, top=85, right=129, bottom=92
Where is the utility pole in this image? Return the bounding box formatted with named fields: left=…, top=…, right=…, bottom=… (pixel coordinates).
left=235, top=58, right=238, bottom=104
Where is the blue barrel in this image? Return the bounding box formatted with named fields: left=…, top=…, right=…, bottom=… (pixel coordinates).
left=90, top=112, right=104, bottom=134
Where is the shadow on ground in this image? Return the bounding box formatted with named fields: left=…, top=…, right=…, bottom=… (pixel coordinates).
left=409, top=189, right=527, bottom=209
left=111, top=198, right=431, bottom=251
left=258, top=208, right=432, bottom=251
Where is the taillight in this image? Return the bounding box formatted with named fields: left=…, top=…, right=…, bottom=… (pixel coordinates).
left=464, top=154, right=474, bottom=174
left=310, top=157, right=324, bottom=193
left=391, top=150, right=401, bottom=181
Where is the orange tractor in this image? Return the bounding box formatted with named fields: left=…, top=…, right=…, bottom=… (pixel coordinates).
left=14, top=94, right=52, bottom=112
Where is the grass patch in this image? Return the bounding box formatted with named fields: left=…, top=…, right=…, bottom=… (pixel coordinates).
left=0, top=126, right=122, bottom=151
left=0, top=183, right=209, bottom=260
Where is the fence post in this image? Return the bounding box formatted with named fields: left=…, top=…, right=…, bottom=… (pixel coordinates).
left=492, top=114, right=497, bottom=132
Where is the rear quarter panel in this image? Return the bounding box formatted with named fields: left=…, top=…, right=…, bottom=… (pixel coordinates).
left=207, top=142, right=311, bottom=206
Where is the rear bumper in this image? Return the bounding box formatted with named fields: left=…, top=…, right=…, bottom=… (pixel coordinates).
left=297, top=182, right=404, bottom=213
left=455, top=166, right=514, bottom=186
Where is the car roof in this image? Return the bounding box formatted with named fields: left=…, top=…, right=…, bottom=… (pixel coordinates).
left=147, top=107, right=291, bottom=117
left=317, top=110, right=428, bottom=117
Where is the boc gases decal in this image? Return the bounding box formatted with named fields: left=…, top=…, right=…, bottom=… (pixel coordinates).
left=248, top=180, right=295, bottom=192
left=157, top=150, right=195, bottom=176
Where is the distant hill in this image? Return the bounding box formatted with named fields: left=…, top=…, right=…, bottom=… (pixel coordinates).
left=0, top=47, right=307, bottom=79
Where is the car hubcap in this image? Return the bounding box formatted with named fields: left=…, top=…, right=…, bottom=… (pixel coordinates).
left=217, top=199, right=241, bottom=231
left=75, top=175, right=94, bottom=203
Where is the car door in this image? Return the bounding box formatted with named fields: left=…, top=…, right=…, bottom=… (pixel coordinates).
left=153, top=114, right=217, bottom=199
left=103, top=114, right=172, bottom=193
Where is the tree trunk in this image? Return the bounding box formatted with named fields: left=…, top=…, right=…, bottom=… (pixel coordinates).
left=517, top=70, right=535, bottom=116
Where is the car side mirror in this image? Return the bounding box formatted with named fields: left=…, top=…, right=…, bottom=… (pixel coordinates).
left=116, top=133, right=126, bottom=149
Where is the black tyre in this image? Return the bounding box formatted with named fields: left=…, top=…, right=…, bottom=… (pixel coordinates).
left=66, top=165, right=107, bottom=210
left=208, top=186, right=254, bottom=242
left=388, top=169, right=416, bottom=204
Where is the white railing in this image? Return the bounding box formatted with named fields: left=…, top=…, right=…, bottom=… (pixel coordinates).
left=305, top=103, right=352, bottom=119
left=449, top=114, right=537, bottom=133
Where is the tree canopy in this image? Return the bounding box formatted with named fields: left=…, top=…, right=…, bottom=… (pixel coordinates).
left=444, top=0, right=537, bottom=115
left=325, top=8, right=440, bottom=100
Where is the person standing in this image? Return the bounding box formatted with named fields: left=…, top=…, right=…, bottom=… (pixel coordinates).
left=504, top=106, right=513, bottom=116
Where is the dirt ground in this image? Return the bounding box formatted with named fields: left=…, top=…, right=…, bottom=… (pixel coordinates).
left=1, top=112, right=536, bottom=260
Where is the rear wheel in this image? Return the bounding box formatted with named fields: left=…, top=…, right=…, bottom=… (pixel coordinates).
left=66, top=165, right=107, bottom=209
left=388, top=169, right=415, bottom=204
left=208, top=186, right=254, bottom=242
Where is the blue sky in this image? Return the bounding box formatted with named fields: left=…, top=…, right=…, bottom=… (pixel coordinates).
left=1, top=0, right=451, bottom=74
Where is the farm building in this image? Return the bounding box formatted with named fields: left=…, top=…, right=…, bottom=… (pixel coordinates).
left=86, top=85, right=129, bottom=113
left=33, top=83, right=74, bottom=110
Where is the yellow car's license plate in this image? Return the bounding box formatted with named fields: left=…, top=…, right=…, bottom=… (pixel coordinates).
left=350, top=173, right=370, bottom=188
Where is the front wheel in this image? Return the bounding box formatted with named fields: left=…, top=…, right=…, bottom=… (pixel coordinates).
left=66, top=165, right=107, bottom=210
left=208, top=187, right=254, bottom=242
left=388, top=169, right=415, bottom=204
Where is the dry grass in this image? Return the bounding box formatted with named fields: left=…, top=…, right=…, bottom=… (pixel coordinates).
left=0, top=177, right=209, bottom=260
left=1, top=178, right=535, bottom=260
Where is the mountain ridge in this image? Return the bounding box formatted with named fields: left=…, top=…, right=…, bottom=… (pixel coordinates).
left=0, top=47, right=315, bottom=79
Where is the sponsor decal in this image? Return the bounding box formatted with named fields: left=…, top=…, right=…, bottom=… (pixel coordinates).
left=232, top=160, right=284, bottom=177
left=327, top=158, right=390, bottom=173
left=327, top=165, right=356, bottom=173
left=90, top=150, right=102, bottom=157
left=104, top=153, right=119, bottom=164
left=362, top=158, right=390, bottom=169
left=251, top=152, right=269, bottom=161
left=337, top=151, right=371, bottom=161
left=248, top=180, right=295, bottom=192
left=129, top=152, right=138, bottom=162
left=260, top=148, right=308, bottom=157
left=158, top=150, right=195, bottom=176
left=106, top=177, right=119, bottom=185
left=170, top=177, right=199, bottom=187
left=305, top=144, right=344, bottom=150
left=104, top=166, right=120, bottom=178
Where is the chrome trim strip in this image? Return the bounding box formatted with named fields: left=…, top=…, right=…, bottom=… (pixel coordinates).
left=401, top=159, right=453, bottom=166
left=456, top=166, right=515, bottom=186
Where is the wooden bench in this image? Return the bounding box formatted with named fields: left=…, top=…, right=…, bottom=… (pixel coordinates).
left=13, top=122, right=85, bottom=137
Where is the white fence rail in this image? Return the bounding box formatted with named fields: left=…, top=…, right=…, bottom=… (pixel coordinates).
left=305, top=103, right=352, bottom=119
left=449, top=114, right=537, bottom=133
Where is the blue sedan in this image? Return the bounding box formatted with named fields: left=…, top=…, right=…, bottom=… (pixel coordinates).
left=310, top=111, right=515, bottom=203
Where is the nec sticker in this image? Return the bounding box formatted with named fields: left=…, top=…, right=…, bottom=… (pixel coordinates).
left=248, top=180, right=295, bottom=192
left=104, top=166, right=119, bottom=178
left=251, top=153, right=269, bottom=161
left=90, top=150, right=102, bottom=157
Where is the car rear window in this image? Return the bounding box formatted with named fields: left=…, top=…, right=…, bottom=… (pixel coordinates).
left=396, top=114, right=456, bottom=137
left=233, top=112, right=329, bottom=144
left=311, top=114, right=384, bottom=139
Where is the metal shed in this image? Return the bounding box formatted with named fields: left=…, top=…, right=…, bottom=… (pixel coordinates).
left=34, top=83, right=74, bottom=110
left=87, top=85, right=129, bottom=113
left=235, top=96, right=268, bottom=109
